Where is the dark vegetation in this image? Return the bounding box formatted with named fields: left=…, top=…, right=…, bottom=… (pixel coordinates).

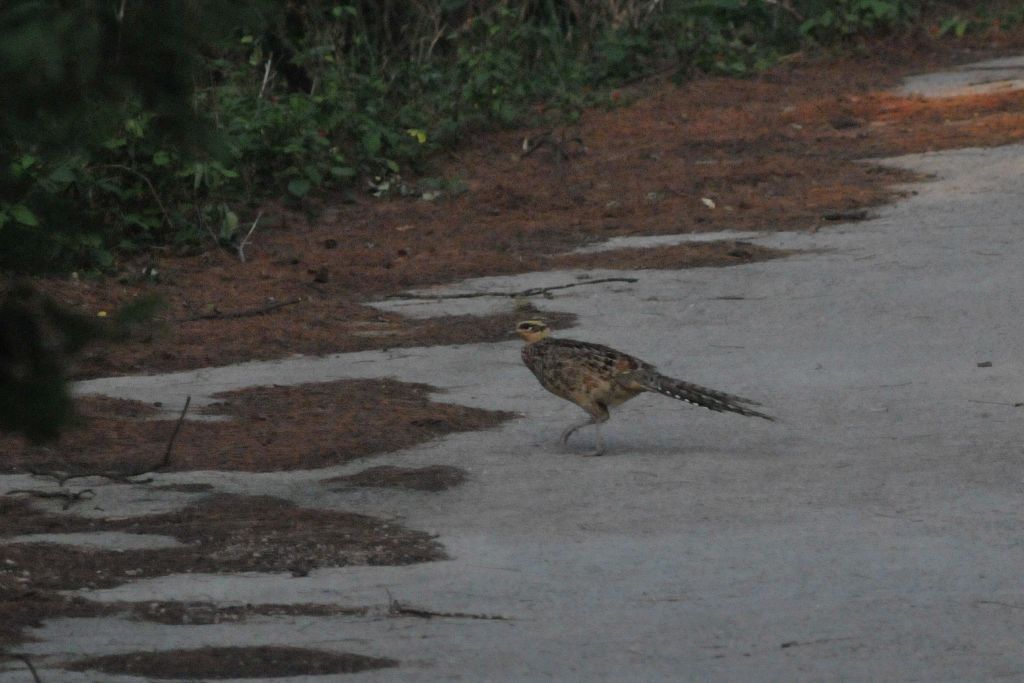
left=0, top=0, right=1020, bottom=440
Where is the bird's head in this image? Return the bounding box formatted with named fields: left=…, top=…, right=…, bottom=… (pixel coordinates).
left=516, top=320, right=551, bottom=343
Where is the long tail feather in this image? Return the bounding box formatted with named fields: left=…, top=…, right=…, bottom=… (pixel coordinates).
left=634, top=372, right=774, bottom=420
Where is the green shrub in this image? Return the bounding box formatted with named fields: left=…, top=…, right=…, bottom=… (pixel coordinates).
left=1, top=0, right=928, bottom=274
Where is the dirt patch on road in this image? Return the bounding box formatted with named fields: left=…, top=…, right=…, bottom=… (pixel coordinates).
left=1, top=378, right=513, bottom=474
left=0, top=493, right=443, bottom=653
left=328, top=464, right=468, bottom=492
left=66, top=646, right=396, bottom=679
left=0, top=494, right=444, bottom=591
left=121, top=600, right=370, bottom=625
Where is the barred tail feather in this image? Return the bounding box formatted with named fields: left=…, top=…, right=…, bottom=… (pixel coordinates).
left=643, top=373, right=774, bottom=421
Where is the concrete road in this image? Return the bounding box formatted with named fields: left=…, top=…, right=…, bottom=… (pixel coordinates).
left=4, top=63, right=1024, bottom=681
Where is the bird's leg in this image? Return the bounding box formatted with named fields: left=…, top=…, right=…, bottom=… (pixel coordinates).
left=561, top=404, right=610, bottom=456
left=560, top=417, right=594, bottom=446
left=588, top=422, right=605, bottom=457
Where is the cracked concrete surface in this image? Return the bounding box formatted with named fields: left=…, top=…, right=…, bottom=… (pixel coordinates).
left=5, top=61, right=1024, bottom=681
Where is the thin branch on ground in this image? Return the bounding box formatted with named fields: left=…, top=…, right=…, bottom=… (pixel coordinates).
left=779, top=636, right=855, bottom=649
left=385, top=277, right=638, bottom=301
left=158, top=395, right=191, bottom=470
left=236, top=210, right=263, bottom=263
left=387, top=596, right=510, bottom=621
left=17, top=396, right=191, bottom=488
left=184, top=297, right=303, bottom=321
left=5, top=488, right=95, bottom=511
left=521, top=129, right=585, bottom=161
left=16, top=655, right=43, bottom=683
left=976, top=600, right=1024, bottom=610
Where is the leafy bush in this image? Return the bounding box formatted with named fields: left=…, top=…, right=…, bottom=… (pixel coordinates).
left=1, top=0, right=929, bottom=274
left=798, top=0, right=914, bottom=41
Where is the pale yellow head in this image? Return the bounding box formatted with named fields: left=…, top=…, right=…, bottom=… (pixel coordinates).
left=516, top=320, right=551, bottom=343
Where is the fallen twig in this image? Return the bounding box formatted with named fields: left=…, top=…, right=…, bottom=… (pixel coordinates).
left=386, top=277, right=638, bottom=301
left=20, top=396, right=191, bottom=487
left=521, top=129, right=585, bottom=161
left=184, top=297, right=303, bottom=321
left=976, top=600, right=1024, bottom=610
left=388, top=597, right=509, bottom=621
left=158, top=395, right=191, bottom=470
left=17, top=654, right=43, bottom=683
left=6, top=488, right=95, bottom=511
left=780, top=636, right=855, bottom=649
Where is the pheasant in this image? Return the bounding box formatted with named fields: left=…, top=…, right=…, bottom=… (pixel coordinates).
left=516, top=320, right=772, bottom=455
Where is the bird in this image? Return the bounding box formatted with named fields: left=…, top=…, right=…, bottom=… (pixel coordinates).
left=516, top=320, right=773, bottom=456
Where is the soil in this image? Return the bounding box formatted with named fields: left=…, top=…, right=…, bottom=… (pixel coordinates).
left=65, top=646, right=397, bottom=679
left=117, top=600, right=370, bottom=625
left=1, top=378, right=513, bottom=474
left=328, top=464, right=469, bottom=492
left=0, top=493, right=444, bottom=589
left=0, top=492, right=443, bottom=653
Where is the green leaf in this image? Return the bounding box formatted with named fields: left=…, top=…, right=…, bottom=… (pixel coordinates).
left=152, top=151, right=171, bottom=166
left=220, top=210, right=240, bottom=239
left=11, top=205, right=38, bottom=227
left=11, top=155, right=36, bottom=175
left=362, top=130, right=382, bottom=155
left=125, top=118, right=145, bottom=138
left=49, top=164, right=77, bottom=184
left=330, top=166, right=356, bottom=179
left=287, top=178, right=311, bottom=197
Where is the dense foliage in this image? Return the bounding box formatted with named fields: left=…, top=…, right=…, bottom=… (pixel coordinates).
left=5, top=0, right=1013, bottom=274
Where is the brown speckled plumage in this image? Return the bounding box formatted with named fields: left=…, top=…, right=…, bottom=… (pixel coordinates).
left=516, top=320, right=772, bottom=456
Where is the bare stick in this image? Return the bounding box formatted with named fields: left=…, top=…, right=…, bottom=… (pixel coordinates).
left=184, top=297, right=303, bottom=322
left=17, top=655, right=43, bottom=683
left=6, top=488, right=95, bottom=511
left=388, top=597, right=509, bottom=621
left=236, top=211, right=263, bottom=263
left=21, top=396, right=191, bottom=487
left=385, top=277, right=638, bottom=301
left=258, top=53, right=274, bottom=100
left=159, top=395, right=191, bottom=471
